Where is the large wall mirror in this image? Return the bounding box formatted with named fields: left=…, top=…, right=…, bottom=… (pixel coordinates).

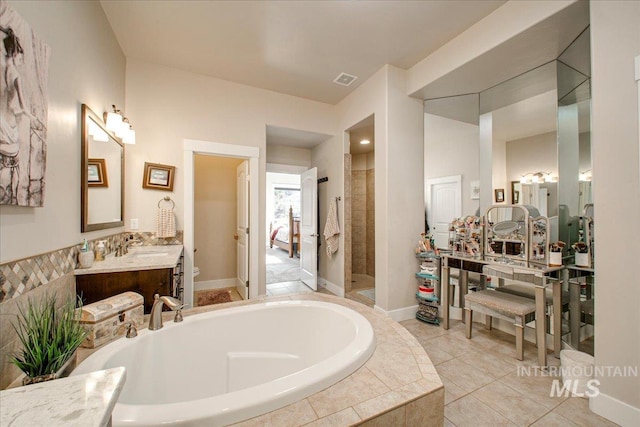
left=81, top=104, right=124, bottom=232
left=424, top=1, right=591, bottom=258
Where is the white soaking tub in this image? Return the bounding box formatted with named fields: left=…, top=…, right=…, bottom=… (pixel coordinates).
left=72, top=300, right=376, bottom=426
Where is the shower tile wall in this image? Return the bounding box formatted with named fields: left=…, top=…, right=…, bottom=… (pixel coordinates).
left=351, top=170, right=367, bottom=274
left=366, top=169, right=375, bottom=277
left=351, top=155, right=375, bottom=277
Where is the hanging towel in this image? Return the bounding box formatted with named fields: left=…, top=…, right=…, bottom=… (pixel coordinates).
left=156, top=207, right=176, bottom=238
left=323, top=198, right=340, bottom=259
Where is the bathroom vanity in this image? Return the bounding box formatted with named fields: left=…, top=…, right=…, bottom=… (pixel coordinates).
left=75, top=245, right=184, bottom=314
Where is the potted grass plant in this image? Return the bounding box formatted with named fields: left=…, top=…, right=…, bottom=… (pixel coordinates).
left=11, top=294, right=87, bottom=385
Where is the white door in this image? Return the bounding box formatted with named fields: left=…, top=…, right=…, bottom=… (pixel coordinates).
left=236, top=161, right=249, bottom=299
left=299, top=167, right=318, bottom=290
left=426, top=175, right=462, bottom=249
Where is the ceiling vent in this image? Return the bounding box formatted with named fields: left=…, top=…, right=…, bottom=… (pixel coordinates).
left=333, top=72, right=358, bottom=87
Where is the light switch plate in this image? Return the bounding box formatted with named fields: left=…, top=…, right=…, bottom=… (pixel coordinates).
left=130, top=218, right=139, bottom=230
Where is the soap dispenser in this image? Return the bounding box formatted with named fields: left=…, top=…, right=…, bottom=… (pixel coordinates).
left=95, top=240, right=106, bottom=261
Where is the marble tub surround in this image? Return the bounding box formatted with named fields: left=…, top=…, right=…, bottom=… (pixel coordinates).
left=0, top=367, right=126, bottom=427
left=74, top=245, right=183, bottom=275
left=76, top=293, right=444, bottom=426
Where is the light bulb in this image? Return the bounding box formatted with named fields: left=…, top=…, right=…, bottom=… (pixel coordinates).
left=105, top=112, right=122, bottom=132
left=360, top=139, right=370, bottom=145
left=122, top=127, right=136, bottom=144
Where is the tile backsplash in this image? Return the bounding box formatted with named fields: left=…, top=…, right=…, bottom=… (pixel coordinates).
left=0, top=231, right=183, bottom=304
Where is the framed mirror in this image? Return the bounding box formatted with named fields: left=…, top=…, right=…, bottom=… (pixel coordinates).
left=81, top=104, right=124, bottom=232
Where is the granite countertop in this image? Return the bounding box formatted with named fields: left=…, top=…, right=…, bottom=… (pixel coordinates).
left=74, top=245, right=183, bottom=275
left=0, top=367, right=126, bottom=427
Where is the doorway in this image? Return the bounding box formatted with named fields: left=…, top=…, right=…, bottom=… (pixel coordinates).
left=265, top=171, right=305, bottom=295
left=192, top=155, right=245, bottom=304
left=344, top=115, right=375, bottom=307
left=183, top=139, right=260, bottom=309
left=426, top=175, right=462, bottom=249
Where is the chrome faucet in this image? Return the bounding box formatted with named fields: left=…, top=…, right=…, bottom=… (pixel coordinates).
left=122, top=236, right=141, bottom=255
left=148, top=294, right=184, bottom=330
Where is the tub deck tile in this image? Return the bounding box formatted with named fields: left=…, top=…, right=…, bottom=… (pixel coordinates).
left=302, top=408, right=362, bottom=427
left=230, top=399, right=318, bottom=427
left=308, top=367, right=391, bottom=418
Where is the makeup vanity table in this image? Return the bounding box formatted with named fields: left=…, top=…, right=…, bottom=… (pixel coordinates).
left=439, top=253, right=567, bottom=367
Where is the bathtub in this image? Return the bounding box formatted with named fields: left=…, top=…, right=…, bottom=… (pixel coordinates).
left=72, top=300, right=376, bottom=426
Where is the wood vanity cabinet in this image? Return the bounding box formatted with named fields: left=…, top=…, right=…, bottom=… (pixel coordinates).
left=76, top=268, right=173, bottom=314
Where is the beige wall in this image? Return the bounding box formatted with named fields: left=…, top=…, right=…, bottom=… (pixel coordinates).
left=0, top=0, right=125, bottom=263
left=385, top=66, right=425, bottom=313
left=266, top=144, right=311, bottom=168
left=316, top=65, right=423, bottom=315
left=590, top=0, right=640, bottom=423
left=124, top=58, right=336, bottom=297
left=506, top=132, right=558, bottom=182
left=424, top=114, right=480, bottom=216
left=194, top=155, right=242, bottom=282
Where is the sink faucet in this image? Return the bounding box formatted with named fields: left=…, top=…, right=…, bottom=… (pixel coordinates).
left=148, top=294, right=184, bottom=330
left=122, top=236, right=141, bottom=255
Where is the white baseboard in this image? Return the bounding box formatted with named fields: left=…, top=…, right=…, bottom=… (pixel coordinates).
left=591, top=392, right=640, bottom=426
left=194, top=278, right=237, bottom=291
left=374, top=304, right=418, bottom=322
left=318, top=278, right=344, bottom=297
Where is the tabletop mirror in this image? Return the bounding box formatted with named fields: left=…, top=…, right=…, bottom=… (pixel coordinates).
left=81, top=104, right=124, bottom=232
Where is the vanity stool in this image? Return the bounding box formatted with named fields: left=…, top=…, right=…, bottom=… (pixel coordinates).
left=464, top=290, right=537, bottom=360
left=495, top=283, right=570, bottom=333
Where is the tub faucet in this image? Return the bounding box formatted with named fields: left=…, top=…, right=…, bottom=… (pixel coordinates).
left=148, top=294, right=183, bottom=330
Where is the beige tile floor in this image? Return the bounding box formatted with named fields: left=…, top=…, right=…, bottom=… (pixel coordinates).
left=398, top=318, right=618, bottom=427
left=266, top=280, right=315, bottom=297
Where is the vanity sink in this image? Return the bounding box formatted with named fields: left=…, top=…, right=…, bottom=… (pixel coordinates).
left=133, top=251, right=169, bottom=258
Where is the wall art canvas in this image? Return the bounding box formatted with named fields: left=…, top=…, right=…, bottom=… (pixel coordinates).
left=0, top=0, right=50, bottom=206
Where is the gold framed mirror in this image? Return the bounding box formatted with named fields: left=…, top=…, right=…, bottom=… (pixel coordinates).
left=81, top=104, right=124, bottom=232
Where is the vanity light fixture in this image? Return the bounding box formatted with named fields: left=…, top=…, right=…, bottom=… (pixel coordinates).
left=360, top=139, right=370, bottom=145
left=105, top=105, right=123, bottom=133
left=521, top=172, right=555, bottom=184
left=105, top=105, right=136, bottom=144
left=122, top=124, right=136, bottom=145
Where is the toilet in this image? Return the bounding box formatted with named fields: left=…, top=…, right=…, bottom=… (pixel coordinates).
left=193, top=266, right=200, bottom=278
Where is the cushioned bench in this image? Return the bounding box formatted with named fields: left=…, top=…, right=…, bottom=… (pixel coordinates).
left=495, top=283, right=570, bottom=335
left=495, top=283, right=569, bottom=305
left=464, top=289, right=537, bottom=360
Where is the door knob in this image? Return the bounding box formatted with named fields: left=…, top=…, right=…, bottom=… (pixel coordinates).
left=233, top=234, right=239, bottom=240
left=310, top=233, right=318, bottom=237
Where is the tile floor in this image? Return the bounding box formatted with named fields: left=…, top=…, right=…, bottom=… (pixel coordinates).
left=266, top=280, right=315, bottom=297
left=399, top=318, right=619, bottom=427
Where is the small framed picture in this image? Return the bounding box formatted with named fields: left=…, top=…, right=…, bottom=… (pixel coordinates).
left=143, top=162, right=175, bottom=191
left=494, top=188, right=505, bottom=203
left=88, top=158, right=108, bottom=187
